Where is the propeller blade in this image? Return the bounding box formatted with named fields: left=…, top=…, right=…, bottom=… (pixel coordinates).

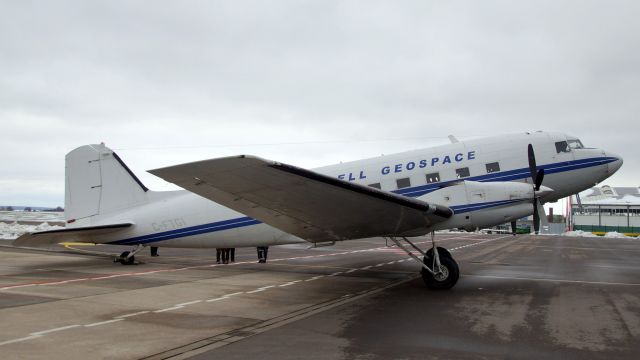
left=527, top=144, right=537, bottom=182
left=575, top=192, right=584, bottom=213
left=535, top=169, right=545, bottom=191
left=538, top=202, right=549, bottom=226
left=533, top=199, right=540, bottom=234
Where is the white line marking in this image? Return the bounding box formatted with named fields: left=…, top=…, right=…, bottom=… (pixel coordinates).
left=84, top=319, right=125, bottom=327
left=468, top=274, right=640, bottom=286
left=345, top=269, right=358, bottom=273
left=154, top=306, right=182, bottom=313
left=362, top=266, right=372, bottom=270
left=206, top=297, right=226, bottom=302
left=0, top=335, right=41, bottom=346
left=115, top=311, right=149, bottom=319
left=31, top=325, right=81, bottom=336
left=176, top=300, right=202, bottom=307
left=246, top=285, right=275, bottom=294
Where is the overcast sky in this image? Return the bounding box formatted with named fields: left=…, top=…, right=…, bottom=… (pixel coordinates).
left=1, top=0, right=639, bottom=208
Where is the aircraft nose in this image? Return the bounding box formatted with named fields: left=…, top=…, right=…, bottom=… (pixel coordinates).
left=607, top=153, right=623, bottom=175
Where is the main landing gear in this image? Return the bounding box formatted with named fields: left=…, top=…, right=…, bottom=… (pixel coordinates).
left=387, top=233, right=460, bottom=290
left=114, top=244, right=145, bottom=265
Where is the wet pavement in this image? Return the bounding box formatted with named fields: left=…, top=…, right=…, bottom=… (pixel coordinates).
left=1, top=233, right=639, bottom=359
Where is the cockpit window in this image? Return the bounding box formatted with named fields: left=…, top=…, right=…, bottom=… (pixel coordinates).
left=567, top=139, right=584, bottom=150
left=555, top=139, right=584, bottom=153
left=555, top=141, right=570, bottom=153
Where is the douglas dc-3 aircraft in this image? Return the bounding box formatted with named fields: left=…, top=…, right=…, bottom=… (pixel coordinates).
left=15, top=131, right=622, bottom=289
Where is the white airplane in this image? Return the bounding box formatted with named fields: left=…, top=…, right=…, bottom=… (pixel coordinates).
left=15, top=131, right=622, bottom=289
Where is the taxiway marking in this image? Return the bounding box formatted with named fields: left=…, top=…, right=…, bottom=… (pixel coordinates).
left=0, top=234, right=512, bottom=347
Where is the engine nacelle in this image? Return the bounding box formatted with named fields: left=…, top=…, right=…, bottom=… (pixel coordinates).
left=419, top=181, right=536, bottom=232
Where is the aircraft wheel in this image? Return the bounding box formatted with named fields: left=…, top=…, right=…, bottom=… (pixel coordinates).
left=119, top=251, right=135, bottom=265
left=425, top=246, right=453, bottom=260
left=421, top=255, right=459, bottom=290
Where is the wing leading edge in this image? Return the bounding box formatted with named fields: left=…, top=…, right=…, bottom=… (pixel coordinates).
left=149, top=156, right=452, bottom=243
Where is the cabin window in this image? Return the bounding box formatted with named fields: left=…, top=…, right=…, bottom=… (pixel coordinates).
left=455, top=167, right=470, bottom=179
left=485, top=162, right=500, bottom=173
left=555, top=141, right=570, bottom=153
left=368, top=183, right=381, bottom=189
left=396, top=177, right=411, bottom=189
left=426, top=172, right=440, bottom=183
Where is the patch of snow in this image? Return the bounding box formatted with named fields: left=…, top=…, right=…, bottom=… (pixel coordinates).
left=564, top=230, right=598, bottom=237
left=0, top=222, right=64, bottom=240
left=564, top=230, right=636, bottom=238
left=603, top=231, right=631, bottom=238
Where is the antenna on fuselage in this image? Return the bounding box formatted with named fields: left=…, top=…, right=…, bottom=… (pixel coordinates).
left=448, top=135, right=459, bottom=144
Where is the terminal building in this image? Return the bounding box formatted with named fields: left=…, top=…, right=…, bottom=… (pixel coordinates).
left=570, top=185, right=640, bottom=236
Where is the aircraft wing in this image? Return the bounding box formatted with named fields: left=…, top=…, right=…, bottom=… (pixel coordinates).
left=13, top=223, right=133, bottom=247
left=149, top=156, right=452, bottom=243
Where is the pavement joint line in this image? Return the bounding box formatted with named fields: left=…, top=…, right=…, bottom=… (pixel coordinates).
left=84, top=319, right=125, bottom=327
left=31, top=325, right=81, bottom=336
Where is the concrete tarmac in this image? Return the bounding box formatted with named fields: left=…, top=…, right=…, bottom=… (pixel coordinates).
left=1, top=233, right=639, bottom=359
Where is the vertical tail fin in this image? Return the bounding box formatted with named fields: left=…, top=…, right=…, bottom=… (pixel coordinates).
left=65, top=144, right=148, bottom=223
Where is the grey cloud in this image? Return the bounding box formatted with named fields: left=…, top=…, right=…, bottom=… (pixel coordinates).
left=1, top=0, right=639, bottom=206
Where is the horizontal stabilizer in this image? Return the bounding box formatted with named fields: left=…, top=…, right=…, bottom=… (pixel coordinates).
left=150, top=156, right=452, bottom=242
left=13, top=223, right=133, bottom=247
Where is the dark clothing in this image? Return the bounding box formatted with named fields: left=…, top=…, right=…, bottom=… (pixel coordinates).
left=216, top=248, right=222, bottom=263
left=150, top=246, right=159, bottom=257
left=222, top=248, right=230, bottom=264
left=257, top=246, right=269, bottom=263
left=230, top=248, right=235, bottom=262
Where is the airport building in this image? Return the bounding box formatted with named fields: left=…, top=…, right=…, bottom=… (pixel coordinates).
left=571, top=185, right=640, bottom=236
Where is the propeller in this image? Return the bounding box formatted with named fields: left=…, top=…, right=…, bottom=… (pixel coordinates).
left=527, top=144, right=550, bottom=234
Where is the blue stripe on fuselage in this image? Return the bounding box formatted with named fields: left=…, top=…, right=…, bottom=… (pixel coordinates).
left=108, top=217, right=260, bottom=245
left=109, top=156, right=615, bottom=245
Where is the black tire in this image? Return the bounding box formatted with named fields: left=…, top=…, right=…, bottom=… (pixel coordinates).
left=421, top=255, right=459, bottom=290
left=425, top=247, right=453, bottom=260
left=119, top=251, right=135, bottom=265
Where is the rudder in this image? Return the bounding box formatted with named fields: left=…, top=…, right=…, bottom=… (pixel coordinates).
left=65, top=144, right=148, bottom=223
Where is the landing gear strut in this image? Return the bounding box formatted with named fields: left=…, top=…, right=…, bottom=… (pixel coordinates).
left=387, top=232, right=460, bottom=290
left=114, top=244, right=144, bottom=265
